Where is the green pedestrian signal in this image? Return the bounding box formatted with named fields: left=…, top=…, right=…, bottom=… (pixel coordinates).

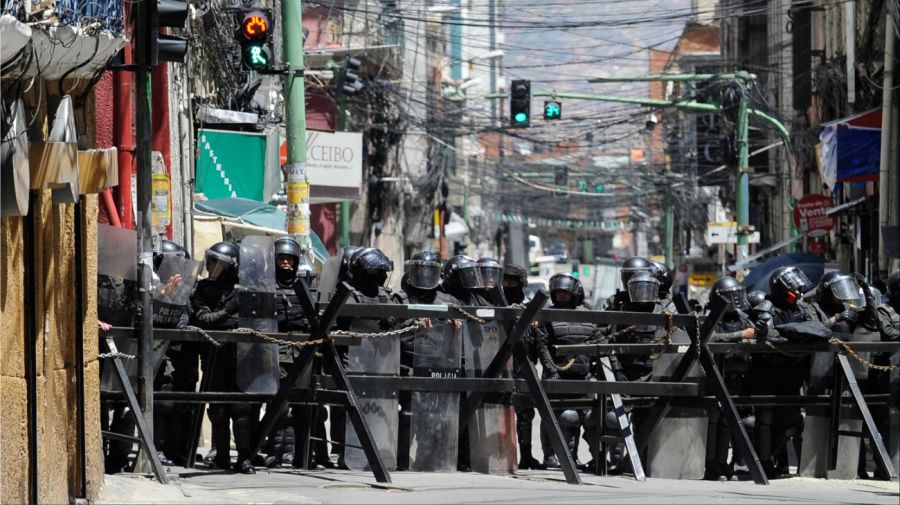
left=237, top=10, right=272, bottom=71
left=544, top=101, right=561, bottom=120
left=245, top=45, right=269, bottom=68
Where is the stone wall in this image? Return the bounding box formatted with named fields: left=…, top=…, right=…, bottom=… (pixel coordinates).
left=1, top=193, right=103, bottom=503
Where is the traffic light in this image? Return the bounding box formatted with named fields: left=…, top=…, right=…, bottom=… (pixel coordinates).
left=543, top=100, right=561, bottom=120
left=237, top=10, right=273, bottom=70
left=554, top=166, right=568, bottom=186
left=510, top=79, right=531, bottom=127
left=138, top=0, right=189, bottom=66
left=334, top=56, right=365, bottom=96
left=571, top=260, right=581, bottom=277
left=595, top=184, right=605, bottom=193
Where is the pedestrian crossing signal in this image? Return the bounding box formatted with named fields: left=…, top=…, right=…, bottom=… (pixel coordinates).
left=544, top=101, right=561, bottom=120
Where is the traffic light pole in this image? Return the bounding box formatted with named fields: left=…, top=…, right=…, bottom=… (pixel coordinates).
left=282, top=0, right=310, bottom=247
left=134, top=0, right=155, bottom=474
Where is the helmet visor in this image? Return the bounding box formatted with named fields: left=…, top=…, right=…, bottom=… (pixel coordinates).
left=825, top=275, right=858, bottom=302
left=480, top=266, right=503, bottom=289
left=776, top=268, right=811, bottom=292
left=627, top=277, right=659, bottom=303
left=205, top=250, right=235, bottom=281
left=408, top=261, right=442, bottom=290
left=721, top=286, right=750, bottom=311
left=458, top=265, right=483, bottom=289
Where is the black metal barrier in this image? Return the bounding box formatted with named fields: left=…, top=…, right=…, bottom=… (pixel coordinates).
left=99, top=285, right=899, bottom=486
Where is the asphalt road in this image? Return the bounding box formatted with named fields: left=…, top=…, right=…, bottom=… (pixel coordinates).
left=99, top=466, right=899, bottom=504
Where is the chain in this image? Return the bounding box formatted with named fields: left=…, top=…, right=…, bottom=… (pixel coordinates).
left=448, top=304, right=489, bottom=325
left=647, top=312, right=676, bottom=361
left=829, top=337, right=900, bottom=371
left=763, top=340, right=809, bottom=359
left=185, top=325, right=224, bottom=347
left=234, top=327, right=327, bottom=349
left=331, top=319, right=427, bottom=339
left=97, top=351, right=135, bottom=360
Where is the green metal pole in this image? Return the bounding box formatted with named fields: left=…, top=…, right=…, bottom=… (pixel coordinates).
left=283, top=0, right=309, bottom=247
left=736, top=86, right=751, bottom=265
left=664, top=191, right=674, bottom=265
left=338, top=96, right=350, bottom=247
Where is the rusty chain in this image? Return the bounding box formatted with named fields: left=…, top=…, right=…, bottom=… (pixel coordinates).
left=97, top=351, right=135, bottom=360
left=331, top=319, right=428, bottom=339
left=448, top=303, right=489, bottom=325
left=233, top=327, right=327, bottom=349
left=185, top=325, right=224, bottom=348
left=829, top=337, right=900, bottom=371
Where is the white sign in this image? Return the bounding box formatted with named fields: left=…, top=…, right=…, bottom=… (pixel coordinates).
left=706, top=221, right=760, bottom=244
left=281, top=130, right=363, bottom=203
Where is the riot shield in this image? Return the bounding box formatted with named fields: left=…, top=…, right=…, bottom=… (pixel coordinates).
left=344, top=314, right=400, bottom=471
left=152, top=255, right=202, bottom=328
left=316, top=252, right=344, bottom=304
left=463, top=319, right=517, bottom=474
left=409, top=321, right=462, bottom=472
left=236, top=236, right=280, bottom=394
left=800, top=325, right=879, bottom=478
left=648, top=326, right=707, bottom=479
left=98, top=225, right=162, bottom=393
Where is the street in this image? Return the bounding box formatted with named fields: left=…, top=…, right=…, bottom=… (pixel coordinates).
left=99, top=467, right=900, bottom=504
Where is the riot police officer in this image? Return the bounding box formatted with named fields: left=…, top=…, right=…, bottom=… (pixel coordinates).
left=191, top=242, right=257, bottom=473
left=476, top=257, right=504, bottom=305
left=439, top=255, right=487, bottom=306
left=392, top=250, right=454, bottom=470
left=705, top=276, right=756, bottom=480
left=603, top=256, right=655, bottom=311
left=502, top=263, right=544, bottom=469
left=652, top=261, right=676, bottom=312
left=539, top=273, right=594, bottom=469
left=749, top=265, right=814, bottom=479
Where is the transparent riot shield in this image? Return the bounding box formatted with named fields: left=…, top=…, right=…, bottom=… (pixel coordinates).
left=316, top=252, right=344, bottom=304
left=409, top=320, right=462, bottom=472
left=801, top=325, right=878, bottom=478
left=649, top=326, right=707, bottom=479
left=344, top=313, right=400, bottom=471
left=152, top=255, right=202, bottom=328
left=98, top=225, right=157, bottom=393
left=236, top=236, right=280, bottom=394
left=464, top=319, right=517, bottom=474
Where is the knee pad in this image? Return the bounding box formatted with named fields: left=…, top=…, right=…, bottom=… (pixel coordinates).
left=558, top=410, right=581, bottom=428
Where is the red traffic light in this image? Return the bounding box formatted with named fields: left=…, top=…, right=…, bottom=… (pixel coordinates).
left=241, top=11, right=269, bottom=40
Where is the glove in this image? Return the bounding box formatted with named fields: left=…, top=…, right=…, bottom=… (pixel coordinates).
left=224, top=294, right=240, bottom=315
left=835, top=309, right=859, bottom=325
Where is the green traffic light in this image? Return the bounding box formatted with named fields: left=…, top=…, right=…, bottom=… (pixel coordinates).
left=544, top=101, right=561, bottom=119
left=595, top=184, right=605, bottom=192
left=514, top=112, right=528, bottom=124
left=244, top=44, right=269, bottom=69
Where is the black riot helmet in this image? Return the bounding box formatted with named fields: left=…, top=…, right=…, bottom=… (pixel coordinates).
left=549, top=273, right=584, bottom=308
left=887, top=270, right=900, bottom=307
left=407, top=250, right=442, bottom=290
left=442, top=255, right=483, bottom=291
left=652, top=261, right=674, bottom=298
left=711, top=275, right=750, bottom=312
left=349, top=248, right=393, bottom=289
left=154, top=239, right=190, bottom=271
left=274, top=236, right=303, bottom=288
left=477, top=257, right=503, bottom=290
left=502, top=263, right=528, bottom=304
left=204, top=241, right=239, bottom=282
left=769, top=266, right=811, bottom=307
left=747, top=290, right=767, bottom=308
left=627, top=271, right=660, bottom=304
left=621, top=256, right=653, bottom=287
left=338, top=245, right=363, bottom=282
left=815, top=271, right=859, bottom=313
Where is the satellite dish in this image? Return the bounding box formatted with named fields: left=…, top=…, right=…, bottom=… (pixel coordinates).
left=1, top=99, right=30, bottom=216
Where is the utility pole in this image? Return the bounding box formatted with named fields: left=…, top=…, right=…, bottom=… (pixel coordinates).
left=339, top=97, right=351, bottom=247
left=879, top=15, right=896, bottom=276
left=134, top=0, right=155, bottom=473
left=283, top=0, right=310, bottom=247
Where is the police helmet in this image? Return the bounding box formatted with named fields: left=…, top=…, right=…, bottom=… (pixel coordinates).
left=621, top=256, right=653, bottom=287
left=549, top=272, right=584, bottom=307
left=407, top=250, right=442, bottom=290
left=442, top=255, right=482, bottom=290
left=477, top=257, right=503, bottom=290
left=711, top=275, right=750, bottom=311
left=769, top=266, right=811, bottom=306
left=815, top=271, right=859, bottom=311
left=154, top=240, right=190, bottom=271
left=652, top=261, right=674, bottom=297
left=274, top=237, right=303, bottom=287
left=747, top=290, right=767, bottom=308
left=627, top=271, right=659, bottom=304
left=338, top=246, right=363, bottom=282
left=204, top=241, right=239, bottom=282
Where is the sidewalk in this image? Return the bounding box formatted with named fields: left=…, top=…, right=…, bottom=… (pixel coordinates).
left=99, top=466, right=899, bottom=504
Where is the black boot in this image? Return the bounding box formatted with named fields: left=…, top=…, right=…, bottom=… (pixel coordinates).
left=518, top=445, right=544, bottom=470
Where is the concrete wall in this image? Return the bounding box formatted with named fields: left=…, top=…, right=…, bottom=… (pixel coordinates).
left=1, top=169, right=103, bottom=502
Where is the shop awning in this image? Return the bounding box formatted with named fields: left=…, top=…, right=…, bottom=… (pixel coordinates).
left=817, top=108, right=882, bottom=189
